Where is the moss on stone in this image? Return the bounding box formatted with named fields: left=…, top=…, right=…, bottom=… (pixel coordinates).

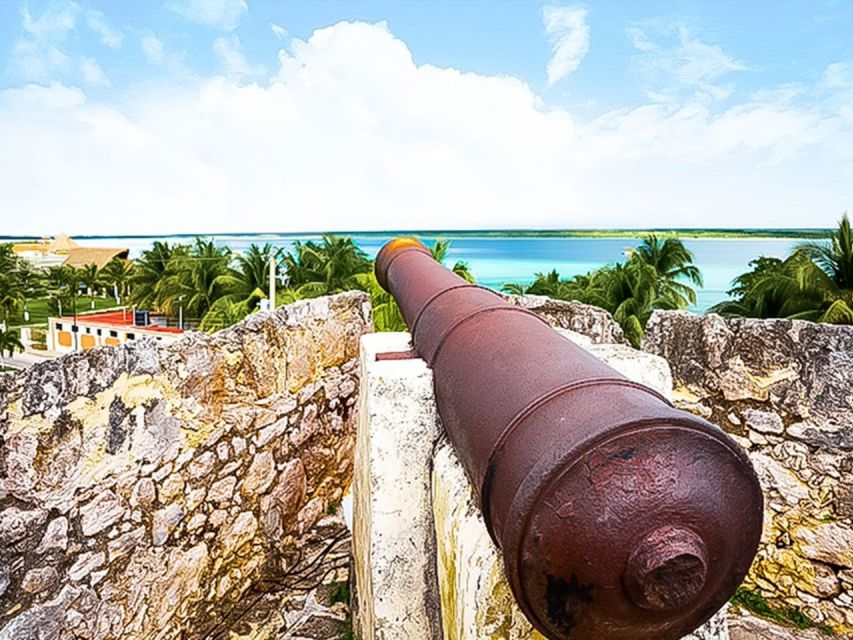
left=732, top=587, right=834, bottom=635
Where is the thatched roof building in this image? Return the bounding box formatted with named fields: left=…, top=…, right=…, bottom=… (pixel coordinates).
left=12, top=235, right=128, bottom=269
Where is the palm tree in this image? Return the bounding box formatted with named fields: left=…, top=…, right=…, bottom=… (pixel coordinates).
left=797, top=213, right=853, bottom=291
left=157, top=239, right=232, bottom=320
left=78, top=263, right=101, bottom=309
left=712, top=214, right=853, bottom=324
left=0, top=245, right=25, bottom=326
left=199, top=289, right=266, bottom=332
left=214, top=243, right=277, bottom=311
left=99, top=258, right=134, bottom=303
left=430, top=239, right=475, bottom=283
left=130, top=241, right=185, bottom=310
left=0, top=273, right=23, bottom=326
left=282, top=235, right=372, bottom=297
left=354, top=271, right=407, bottom=332
left=500, top=238, right=701, bottom=347
left=502, top=270, right=565, bottom=296
left=0, top=329, right=24, bottom=358
left=79, top=263, right=100, bottom=297
left=628, top=234, right=703, bottom=307
left=593, top=262, right=678, bottom=347
left=46, top=265, right=83, bottom=318
left=14, top=258, right=45, bottom=323
left=0, top=245, right=16, bottom=273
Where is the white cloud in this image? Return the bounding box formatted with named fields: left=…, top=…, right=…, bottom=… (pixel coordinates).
left=271, top=23, right=288, bottom=40
left=20, top=2, right=77, bottom=39
left=85, top=9, right=123, bottom=48
left=213, top=35, right=265, bottom=77
left=79, top=56, right=109, bottom=86
left=627, top=24, right=747, bottom=102
left=822, top=62, right=853, bottom=89
left=0, top=20, right=850, bottom=237
left=141, top=34, right=165, bottom=64
left=12, top=1, right=77, bottom=81
left=10, top=1, right=119, bottom=85
left=543, top=5, right=590, bottom=87
left=167, top=0, right=248, bottom=31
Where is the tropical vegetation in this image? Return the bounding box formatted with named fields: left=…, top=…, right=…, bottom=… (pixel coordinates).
left=0, top=217, right=850, bottom=355
left=0, top=328, right=24, bottom=358
left=711, top=214, right=853, bottom=324
left=0, top=244, right=42, bottom=325
left=502, top=234, right=703, bottom=346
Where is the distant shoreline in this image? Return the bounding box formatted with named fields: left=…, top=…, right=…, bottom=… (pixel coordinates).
left=0, top=228, right=832, bottom=241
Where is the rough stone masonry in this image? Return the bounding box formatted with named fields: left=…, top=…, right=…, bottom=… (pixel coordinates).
left=644, top=311, right=853, bottom=636
left=0, top=292, right=371, bottom=640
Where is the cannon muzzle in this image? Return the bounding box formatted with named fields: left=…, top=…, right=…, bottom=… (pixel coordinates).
left=375, top=238, right=763, bottom=640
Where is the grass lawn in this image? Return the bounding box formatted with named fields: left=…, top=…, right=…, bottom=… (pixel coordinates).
left=8, top=296, right=123, bottom=328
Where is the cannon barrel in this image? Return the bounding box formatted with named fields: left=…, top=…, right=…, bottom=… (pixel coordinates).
left=375, top=238, right=763, bottom=640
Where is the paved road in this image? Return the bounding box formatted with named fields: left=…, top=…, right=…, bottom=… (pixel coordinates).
left=0, top=357, right=26, bottom=371
left=1, top=350, right=57, bottom=371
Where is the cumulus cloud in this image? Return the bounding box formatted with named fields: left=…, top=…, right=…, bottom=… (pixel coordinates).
left=543, top=5, right=590, bottom=86
left=627, top=23, right=747, bottom=102
left=85, top=9, right=123, bottom=48
left=0, top=21, right=850, bottom=236
left=141, top=34, right=165, bottom=64
left=213, top=35, right=265, bottom=77
left=823, top=62, right=853, bottom=89
left=79, top=56, right=108, bottom=85
left=271, top=23, right=288, bottom=40
left=12, top=2, right=77, bottom=81
left=20, top=2, right=77, bottom=40
left=10, top=1, right=119, bottom=85
left=167, top=0, right=248, bottom=31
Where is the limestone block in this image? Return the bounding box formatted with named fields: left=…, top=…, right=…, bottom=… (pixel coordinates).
left=559, top=329, right=673, bottom=401
left=432, top=438, right=542, bottom=639
left=353, top=332, right=443, bottom=640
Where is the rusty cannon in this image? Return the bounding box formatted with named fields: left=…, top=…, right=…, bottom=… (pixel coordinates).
left=374, top=238, right=763, bottom=640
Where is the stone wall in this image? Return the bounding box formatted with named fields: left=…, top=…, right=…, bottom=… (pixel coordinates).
left=0, top=292, right=371, bottom=640
left=504, top=295, right=627, bottom=345
left=643, top=311, right=853, bottom=635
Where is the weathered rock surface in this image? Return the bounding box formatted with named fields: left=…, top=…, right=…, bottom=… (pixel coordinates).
left=505, top=294, right=628, bottom=344
left=644, top=311, right=853, bottom=635
left=352, top=332, right=443, bottom=640
left=728, top=612, right=827, bottom=640
left=0, top=292, right=371, bottom=640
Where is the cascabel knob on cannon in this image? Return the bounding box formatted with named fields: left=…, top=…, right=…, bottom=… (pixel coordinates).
left=374, top=238, right=763, bottom=640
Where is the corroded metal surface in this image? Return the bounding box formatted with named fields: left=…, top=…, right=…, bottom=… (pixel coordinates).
left=374, top=238, right=764, bottom=640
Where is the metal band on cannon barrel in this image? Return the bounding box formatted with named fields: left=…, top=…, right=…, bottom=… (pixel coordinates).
left=375, top=238, right=764, bottom=640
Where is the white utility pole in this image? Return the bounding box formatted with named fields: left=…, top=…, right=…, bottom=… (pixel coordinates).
left=269, top=254, right=276, bottom=311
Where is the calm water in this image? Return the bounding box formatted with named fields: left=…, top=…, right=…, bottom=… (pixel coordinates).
left=75, top=234, right=804, bottom=312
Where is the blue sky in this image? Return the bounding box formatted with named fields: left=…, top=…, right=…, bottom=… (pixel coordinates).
left=1, top=0, right=851, bottom=235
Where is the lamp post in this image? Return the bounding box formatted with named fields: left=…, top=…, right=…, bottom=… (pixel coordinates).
left=72, top=286, right=79, bottom=352
left=178, top=295, right=184, bottom=330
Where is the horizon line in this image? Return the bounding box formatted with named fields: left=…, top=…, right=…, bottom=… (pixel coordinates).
left=0, top=227, right=834, bottom=241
